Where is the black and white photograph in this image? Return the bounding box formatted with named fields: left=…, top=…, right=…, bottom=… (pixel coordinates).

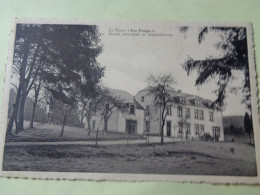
left=0, top=20, right=259, bottom=183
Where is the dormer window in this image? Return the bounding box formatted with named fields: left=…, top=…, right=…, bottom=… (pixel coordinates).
left=180, top=97, right=186, bottom=104
left=130, top=105, right=135, bottom=115
left=195, top=99, right=201, bottom=107
left=141, top=96, right=144, bottom=102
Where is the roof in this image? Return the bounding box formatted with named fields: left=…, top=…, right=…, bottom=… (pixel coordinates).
left=107, top=88, right=145, bottom=110
left=107, top=88, right=134, bottom=103
left=136, top=87, right=213, bottom=109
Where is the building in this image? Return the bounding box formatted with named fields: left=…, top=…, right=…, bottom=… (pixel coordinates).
left=135, top=88, right=224, bottom=141
left=86, top=88, right=145, bottom=135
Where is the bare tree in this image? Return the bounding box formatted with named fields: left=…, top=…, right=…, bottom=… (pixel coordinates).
left=78, top=88, right=104, bottom=136
left=93, top=88, right=128, bottom=145
left=147, top=74, right=176, bottom=144
left=98, top=89, right=128, bottom=132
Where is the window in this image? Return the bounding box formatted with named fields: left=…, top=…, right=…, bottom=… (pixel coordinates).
left=200, top=125, right=204, bottom=133
left=141, top=96, right=144, bottom=102
left=178, top=123, right=183, bottom=133
left=209, top=111, right=214, bottom=121
left=186, top=123, right=191, bottom=134
left=146, top=106, right=150, bottom=116
left=177, top=107, right=183, bottom=117
left=195, top=99, right=201, bottom=106
left=166, top=106, right=172, bottom=115
left=199, top=110, right=204, bottom=120
left=194, top=109, right=198, bottom=119
left=130, top=105, right=135, bottom=115
left=145, top=121, right=150, bottom=132
left=180, top=97, right=186, bottom=104
left=185, top=108, right=190, bottom=118
left=195, top=124, right=200, bottom=135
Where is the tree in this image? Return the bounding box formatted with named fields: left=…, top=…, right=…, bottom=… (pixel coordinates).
left=41, top=24, right=104, bottom=137
left=98, top=89, right=128, bottom=132
left=29, top=77, right=45, bottom=129
left=244, top=112, right=253, bottom=144
left=78, top=86, right=104, bottom=135
left=7, top=24, right=44, bottom=135
left=147, top=74, right=176, bottom=144
left=90, top=88, right=128, bottom=146
left=7, top=24, right=104, bottom=136
left=180, top=27, right=249, bottom=111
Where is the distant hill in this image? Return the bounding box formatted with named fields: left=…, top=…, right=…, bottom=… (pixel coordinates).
left=223, top=115, right=245, bottom=133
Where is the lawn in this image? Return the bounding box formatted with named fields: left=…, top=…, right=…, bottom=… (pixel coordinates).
left=6, top=123, right=144, bottom=142
left=2, top=141, right=257, bottom=176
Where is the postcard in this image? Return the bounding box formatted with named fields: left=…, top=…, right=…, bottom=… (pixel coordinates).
left=0, top=19, right=259, bottom=184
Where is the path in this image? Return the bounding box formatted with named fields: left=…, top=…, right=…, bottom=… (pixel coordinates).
left=5, top=136, right=181, bottom=146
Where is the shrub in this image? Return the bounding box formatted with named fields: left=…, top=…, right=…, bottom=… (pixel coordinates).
left=199, top=133, right=214, bottom=141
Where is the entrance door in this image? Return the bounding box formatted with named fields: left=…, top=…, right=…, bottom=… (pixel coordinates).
left=167, top=121, right=171, bottom=137
left=212, top=127, right=220, bottom=141
left=126, top=120, right=137, bottom=134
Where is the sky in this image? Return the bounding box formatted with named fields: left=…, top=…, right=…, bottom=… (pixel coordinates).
left=96, top=23, right=249, bottom=116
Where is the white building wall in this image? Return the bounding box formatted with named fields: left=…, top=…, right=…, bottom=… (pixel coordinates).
left=117, top=109, right=144, bottom=135
left=162, top=104, right=224, bottom=141
left=86, top=109, right=144, bottom=135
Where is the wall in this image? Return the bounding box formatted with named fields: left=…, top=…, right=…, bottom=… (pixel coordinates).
left=117, top=109, right=144, bottom=135
left=163, top=105, right=224, bottom=141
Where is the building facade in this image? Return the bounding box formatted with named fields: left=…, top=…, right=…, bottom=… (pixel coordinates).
left=135, top=88, right=224, bottom=141
left=85, top=88, right=145, bottom=135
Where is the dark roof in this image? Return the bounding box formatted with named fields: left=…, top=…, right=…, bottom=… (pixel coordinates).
left=137, top=88, right=213, bottom=109
left=107, top=88, right=145, bottom=110
left=107, top=88, right=134, bottom=103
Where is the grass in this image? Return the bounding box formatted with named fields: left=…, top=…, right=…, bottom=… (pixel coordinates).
left=6, top=123, right=144, bottom=142
left=3, top=141, right=257, bottom=176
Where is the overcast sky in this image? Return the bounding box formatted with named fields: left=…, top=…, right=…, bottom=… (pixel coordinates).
left=97, top=23, right=249, bottom=116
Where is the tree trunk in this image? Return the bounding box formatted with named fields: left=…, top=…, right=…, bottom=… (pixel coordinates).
left=161, top=121, right=165, bottom=144
left=59, top=115, right=67, bottom=137
left=104, top=118, right=108, bottom=132
left=161, top=105, right=166, bottom=144
left=7, top=89, right=21, bottom=136
left=87, top=117, right=92, bottom=136
left=95, top=127, right=99, bottom=146
left=29, top=99, right=37, bottom=129
left=80, top=109, right=85, bottom=127
left=7, top=41, right=30, bottom=136
left=29, top=84, right=41, bottom=129
left=46, top=110, right=51, bottom=123
left=17, top=91, right=27, bottom=133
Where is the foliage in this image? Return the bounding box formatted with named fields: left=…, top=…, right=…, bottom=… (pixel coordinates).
left=181, top=27, right=250, bottom=111
left=199, top=133, right=214, bottom=142
left=7, top=24, right=104, bottom=137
